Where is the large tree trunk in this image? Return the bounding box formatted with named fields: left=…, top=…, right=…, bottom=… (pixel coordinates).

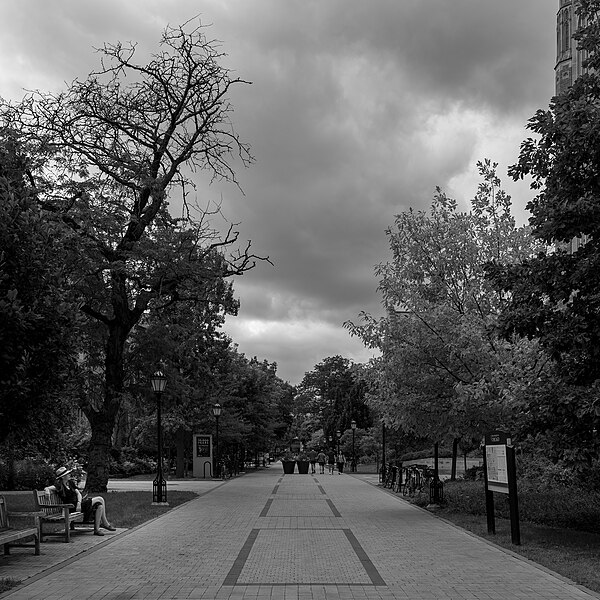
left=451, top=437, right=459, bottom=481
left=86, top=415, right=115, bottom=492
left=85, top=318, right=128, bottom=492
left=175, top=427, right=186, bottom=478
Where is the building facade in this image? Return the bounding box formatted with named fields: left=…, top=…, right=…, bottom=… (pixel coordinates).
left=556, top=0, right=590, bottom=253
left=555, top=0, right=587, bottom=94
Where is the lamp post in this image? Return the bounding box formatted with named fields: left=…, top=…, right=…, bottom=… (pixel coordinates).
left=212, top=403, right=222, bottom=478
left=151, top=370, right=168, bottom=505
left=336, top=429, right=341, bottom=455
left=351, top=420, right=357, bottom=472
left=328, top=435, right=333, bottom=450
left=381, top=422, right=386, bottom=483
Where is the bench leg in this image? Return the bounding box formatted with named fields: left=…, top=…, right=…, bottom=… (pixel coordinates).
left=34, top=533, right=40, bottom=555
left=3, top=543, right=9, bottom=555
left=62, top=508, right=70, bottom=542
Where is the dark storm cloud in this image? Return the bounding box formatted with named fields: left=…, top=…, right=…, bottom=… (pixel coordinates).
left=0, top=0, right=555, bottom=383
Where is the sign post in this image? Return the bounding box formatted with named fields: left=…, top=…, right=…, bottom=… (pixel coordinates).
left=483, top=431, right=520, bottom=545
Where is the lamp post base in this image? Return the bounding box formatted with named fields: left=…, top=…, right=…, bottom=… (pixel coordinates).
left=152, top=475, right=168, bottom=505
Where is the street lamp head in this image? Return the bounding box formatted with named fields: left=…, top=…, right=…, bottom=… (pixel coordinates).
left=351, top=420, right=357, bottom=430
left=336, top=429, right=341, bottom=439
left=151, top=370, right=167, bottom=393
left=212, top=403, right=222, bottom=417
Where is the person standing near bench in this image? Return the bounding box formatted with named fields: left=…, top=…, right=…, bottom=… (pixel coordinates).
left=45, top=466, right=116, bottom=536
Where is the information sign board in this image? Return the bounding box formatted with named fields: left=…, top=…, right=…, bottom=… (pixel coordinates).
left=485, top=444, right=509, bottom=493
left=483, top=430, right=520, bottom=545
left=196, top=435, right=211, bottom=458
left=192, top=433, right=213, bottom=478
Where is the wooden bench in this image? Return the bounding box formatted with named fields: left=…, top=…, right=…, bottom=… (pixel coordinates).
left=0, top=495, right=40, bottom=555
left=35, top=490, right=87, bottom=543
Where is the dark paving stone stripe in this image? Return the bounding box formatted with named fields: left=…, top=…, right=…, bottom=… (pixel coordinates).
left=223, top=528, right=259, bottom=586
left=260, top=498, right=273, bottom=517
left=235, top=582, right=380, bottom=587
left=317, top=485, right=326, bottom=495
left=271, top=484, right=279, bottom=495
left=326, top=499, right=342, bottom=517
left=343, top=529, right=386, bottom=586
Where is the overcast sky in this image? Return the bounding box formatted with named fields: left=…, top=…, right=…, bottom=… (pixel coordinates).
left=0, top=1, right=556, bottom=385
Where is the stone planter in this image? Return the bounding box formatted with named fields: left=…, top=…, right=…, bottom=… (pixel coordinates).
left=282, top=460, right=296, bottom=474
left=296, top=460, right=310, bottom=474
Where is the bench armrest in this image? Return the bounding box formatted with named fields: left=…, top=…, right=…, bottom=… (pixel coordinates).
left=41, top=503, right=75, bottom=509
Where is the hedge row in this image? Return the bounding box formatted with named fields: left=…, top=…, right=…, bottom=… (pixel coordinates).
left=442, top=479, right=600, bottom=533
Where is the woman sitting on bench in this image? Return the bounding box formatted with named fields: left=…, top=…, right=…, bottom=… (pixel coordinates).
left=45, top=466, right=116, bottom=536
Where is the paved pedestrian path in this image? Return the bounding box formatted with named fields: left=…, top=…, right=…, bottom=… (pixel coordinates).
left=1, top=468, right=598, bottom=599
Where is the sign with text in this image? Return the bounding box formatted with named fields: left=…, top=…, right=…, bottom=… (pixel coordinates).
left=195, top=435, right=211, bottom=458
left=192, top=433, right=213, bottom=478
left=485, top=444, right=509, bottom=493
left=483, top=430, right=520, bottom=545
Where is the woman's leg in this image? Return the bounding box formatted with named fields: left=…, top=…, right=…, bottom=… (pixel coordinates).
left=92, top=496, right=113, bottom=528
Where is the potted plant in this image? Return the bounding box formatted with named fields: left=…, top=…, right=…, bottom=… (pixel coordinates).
left=296, top=452, right=310, bottom=474
left=281, top=452, right=296, bottom=474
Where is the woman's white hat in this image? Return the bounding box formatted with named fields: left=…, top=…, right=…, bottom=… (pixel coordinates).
left=55, top=466, right=74, bottom=479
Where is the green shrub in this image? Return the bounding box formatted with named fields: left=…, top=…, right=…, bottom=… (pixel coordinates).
left=399, top=448, right=455, bottom=462
left=0, top=458, right=55, bottom=490
left=462, top=465, right=484, bottom=480
left=109, top=447, right=156, bottom=478
left=442, top=479, right=600, bottom=533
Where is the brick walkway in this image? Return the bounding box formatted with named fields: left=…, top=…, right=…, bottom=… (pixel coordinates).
left=1, top=468, right=598, bottom=599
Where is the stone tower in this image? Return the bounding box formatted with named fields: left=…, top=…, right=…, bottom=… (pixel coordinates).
left=555, top=0, right=587, bottom=94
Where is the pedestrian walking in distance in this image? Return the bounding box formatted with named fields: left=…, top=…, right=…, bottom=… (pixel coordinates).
left=336, top=452, right=346, bottom=474
left=308, top=448, right=318, bottom=474
left=316, top=450, right=327, bottom=474
left=327, top=449, right=335, bottom=474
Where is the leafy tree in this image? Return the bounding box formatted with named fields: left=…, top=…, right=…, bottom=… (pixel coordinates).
left=1, top=21, right=263, bottom=490
left=490, top=1, right=600, bottom=386
left=0, top=132, right=80, bottom=458
left=297, top=355, right=371, bottom=440
left=347, top=162, right=542, bottom=449
left=484, top=2, right=600, bottom=463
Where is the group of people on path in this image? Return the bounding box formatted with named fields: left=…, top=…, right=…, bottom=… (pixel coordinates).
left=307, top=449, right=347, bottom=474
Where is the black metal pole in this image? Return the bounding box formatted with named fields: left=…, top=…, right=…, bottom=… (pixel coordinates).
left=352, top=429, right=356, bottom=472
left=381, top=423, right=386, bottom=482
left=215, top=415, right=220, bottom=478
left=433, top=441, right=440, bottom=504
left=507, top=445, right=521, bottom=545
left=482, top=445, right=495, bottom=534
left=153, top=392, right=168, bottom=504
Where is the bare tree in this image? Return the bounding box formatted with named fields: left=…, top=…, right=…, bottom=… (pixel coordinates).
left=2, top=20, right=264, bottom=490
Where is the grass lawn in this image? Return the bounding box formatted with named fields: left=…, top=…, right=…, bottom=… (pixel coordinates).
left=100, top=490, right=198, bottom=529
left=434, top=509, right=600, bottom=594
left=0, top=490, right=198, bottom=593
